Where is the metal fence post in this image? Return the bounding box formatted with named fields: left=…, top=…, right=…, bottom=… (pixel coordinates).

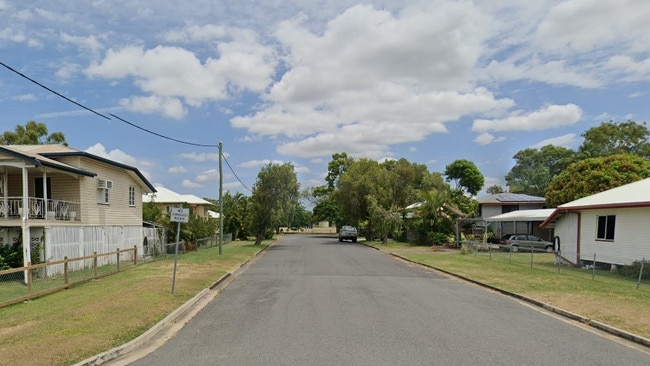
left=64, top=257, right=69, bottom=286
left=133, top=246, right=137, bottom=265
left=94, top=252, right=98, bottom=278
left=592, top=253, right=596, bottom=280
left=637, top=257, right=646, bottom=290
left=116, top=248, right=120, bottom=271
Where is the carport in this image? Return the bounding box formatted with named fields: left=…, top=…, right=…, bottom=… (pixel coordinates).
left=484, top=208, right=555, bottom=242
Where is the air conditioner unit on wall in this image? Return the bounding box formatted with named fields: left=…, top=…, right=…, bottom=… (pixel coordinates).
left=97, top=179, right=113, bottom=189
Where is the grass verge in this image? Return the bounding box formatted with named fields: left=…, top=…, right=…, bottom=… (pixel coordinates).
left=368, top=241, right=650, bottom=341
left=0, top=239, right=272, bottom=366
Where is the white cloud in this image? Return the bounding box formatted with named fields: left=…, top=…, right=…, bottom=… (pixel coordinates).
left=168, top=166, right=187, bottom=174
left=195, top=169, right=219, bottom=184
left=84, top=143, right=152, bottom=180
left=85, top=41, right=277, bottom=107
left=535, top=0, right=650, bottom=54
left=119, top=95, right=186, bottom=119
left=239, top=159, right=284, bottom=168
left=13, top=94, right=36, bottom=101
left=177, top=152, right=220, bottom=162
left=474, top=132, right=506, bottom=146
left=532, top=133, right=578, bottom=148
left=181, top=179, right=202, bottom=189
left=472, top=104, right=583, bottom=133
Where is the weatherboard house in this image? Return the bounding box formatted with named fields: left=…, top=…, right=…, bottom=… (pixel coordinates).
left=477, top=193, right=546, bottom=238
left=540, top=178, right=650, bottom=267
left=0, top=144, right=156, bottom=271
left=142, top=185, right=215, bottom=219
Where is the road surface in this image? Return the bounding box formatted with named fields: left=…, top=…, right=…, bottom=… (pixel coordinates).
left=126, top=235, right=649, bottom=365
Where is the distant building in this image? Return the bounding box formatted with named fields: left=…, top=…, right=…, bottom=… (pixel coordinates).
left=477, top=193, right=546, bottom=238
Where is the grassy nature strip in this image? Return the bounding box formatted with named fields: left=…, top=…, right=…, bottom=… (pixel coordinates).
left=0, top=239, right=272, bottom=366
left=369, top=241, right=650, bottom=340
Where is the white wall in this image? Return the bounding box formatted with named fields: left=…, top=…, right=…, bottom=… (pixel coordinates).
left=579, top=207, right=650, bottom=266
left=554, top=213, right=579, bottom=264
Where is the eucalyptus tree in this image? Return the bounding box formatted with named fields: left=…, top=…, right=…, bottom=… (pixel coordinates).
left=249, top=163, right=300, bottom=245
left=1, top=121, right=67, bottom=145
left=505, top=145, right=576, bottom=196
left=578, top=120, right=650, bottom=159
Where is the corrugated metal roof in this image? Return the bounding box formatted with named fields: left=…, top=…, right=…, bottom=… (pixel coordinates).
left=541, top=178, right=650, bottom=228
left=143, top=186, right=212, bottom=205
left=477, top=193, right=545, bottom=204
left=558, top=178, right=650, bottom=209
left=484, top=208, right=555, bottom=222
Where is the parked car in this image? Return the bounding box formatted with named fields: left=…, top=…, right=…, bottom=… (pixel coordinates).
left=501, top=234, right=554, bottom=252
left=338, top=226, right=358, bottom=243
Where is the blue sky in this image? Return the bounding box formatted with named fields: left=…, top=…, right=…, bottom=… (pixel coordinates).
left=1, top=1, right=649, bottom=201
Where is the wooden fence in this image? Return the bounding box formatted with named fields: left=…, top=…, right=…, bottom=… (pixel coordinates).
left=0, top=247, right=137, bottom=308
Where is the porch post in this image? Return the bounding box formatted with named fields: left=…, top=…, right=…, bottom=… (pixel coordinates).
left=42, top=171, right=48, bottom=219
left=22, top=166, right=32, bottom=282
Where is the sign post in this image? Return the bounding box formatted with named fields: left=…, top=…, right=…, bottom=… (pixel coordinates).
left=170, top=207, right=189, bottom=294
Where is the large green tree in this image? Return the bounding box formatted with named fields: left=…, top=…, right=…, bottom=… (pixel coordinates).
left=444, top=159, right=484, bottom=196
left=1, top=121, right=67, bottom=145
left=578, top=120, right=650, bottom=159
left=249, top=163, right=300, bottom=245
left=219, top=192, right=252, bottom=240
left=505, top=145, right=576, bottom=197
left=545, top=154, right=650, bottom=207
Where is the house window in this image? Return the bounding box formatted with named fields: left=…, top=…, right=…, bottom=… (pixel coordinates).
left=97, top=188, right=110, bottom=204
left=129, top=186, right=135, bottom=207
left=596, top=215, right=616, bottom=241
left=502, top=205, right=519, bottom=214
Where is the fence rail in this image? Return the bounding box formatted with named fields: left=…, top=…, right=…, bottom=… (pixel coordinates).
left=461, top=241, right=650, bottom=291
left=0, top=247, right=138, bottom=308
left=0, top=233, right=234, bottom=308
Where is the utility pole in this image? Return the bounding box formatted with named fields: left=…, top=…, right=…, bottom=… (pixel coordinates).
left=219, top=141, right=223, bottom=255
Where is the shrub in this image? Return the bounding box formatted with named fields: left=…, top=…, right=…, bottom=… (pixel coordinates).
left=618, top=260, right=650, bottom=280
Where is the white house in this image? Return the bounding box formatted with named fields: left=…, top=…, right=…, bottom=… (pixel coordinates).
left=142, top=186, right=214, bottom=219
left=541, top=178, right=650, bottom=266
left=476, top=193, right=546, bottom=238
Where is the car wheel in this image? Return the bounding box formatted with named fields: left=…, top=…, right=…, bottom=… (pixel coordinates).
left=339, top=237, right=342, bottom=242
left=511, top=245, right=519, bottom=253
left=352, top=238, right=357, bottom=243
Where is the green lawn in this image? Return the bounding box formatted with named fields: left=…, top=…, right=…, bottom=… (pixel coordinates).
left=1, top=237, right=648, bottom=366
left=368, top=241, right=650, bottom=340
left=0, top=239, right=272, bottom=366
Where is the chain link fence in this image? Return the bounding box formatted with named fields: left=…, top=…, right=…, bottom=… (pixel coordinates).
left=0, top=247, right=140, bottom=307
left=0, top=233, right=235, bottom=307
left=461, top=241, right=650, bottom=291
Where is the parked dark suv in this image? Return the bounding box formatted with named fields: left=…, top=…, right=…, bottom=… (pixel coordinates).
left=501, top=234, right=553, bottom=252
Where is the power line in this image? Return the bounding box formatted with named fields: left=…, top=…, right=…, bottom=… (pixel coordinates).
left=1, top=60, right=252, bottom=192
left=109, top=114, right=219, bottom=147
left=224, top=155, right=252, bottom=193
left=0, top=61, right=111, bottom=120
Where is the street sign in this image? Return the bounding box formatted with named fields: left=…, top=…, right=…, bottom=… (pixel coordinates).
left=170, top=207, right=190, bottom=223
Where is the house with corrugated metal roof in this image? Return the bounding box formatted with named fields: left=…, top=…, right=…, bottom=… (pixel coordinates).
left=540, top=178, right=650, bottom=267
left=0, top=144, right=156, bottom=270
left=476, top=193, right=546, bottom=239
left=142, top=185, right=215, bottom=219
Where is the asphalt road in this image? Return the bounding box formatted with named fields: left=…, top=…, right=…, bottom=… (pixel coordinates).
left=127, top=235, right=650, bottom=365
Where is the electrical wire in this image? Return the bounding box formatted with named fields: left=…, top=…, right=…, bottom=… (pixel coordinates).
left=0, top=61, right=111, bottom=120
left=224, top=155, right=252, bottom=192
left=109, top=114, right=219, bottom=147
left=1, top=60, right=252, bottom=192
